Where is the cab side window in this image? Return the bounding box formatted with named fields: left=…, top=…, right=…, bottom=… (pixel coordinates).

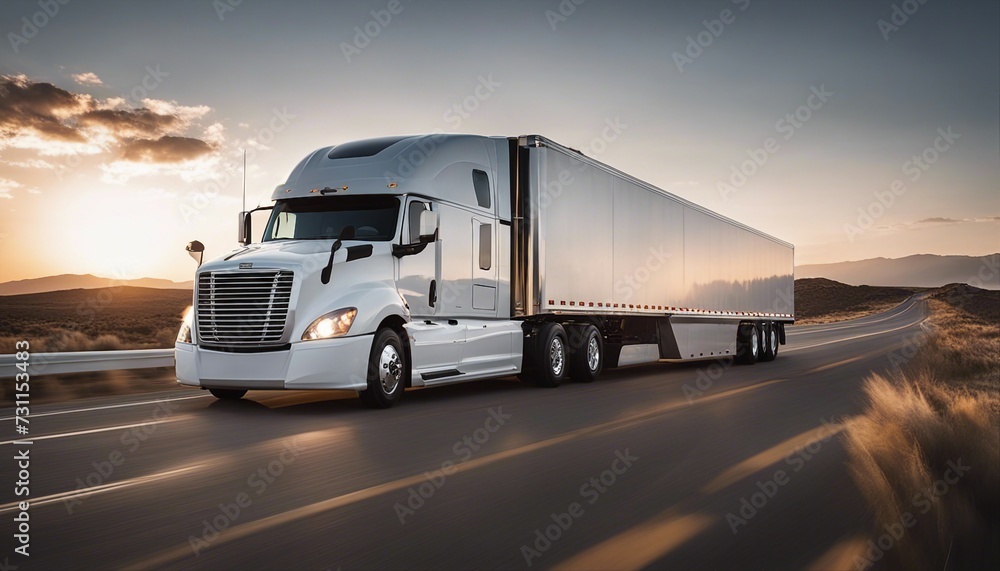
left=408, top=200, right=429, bottom=244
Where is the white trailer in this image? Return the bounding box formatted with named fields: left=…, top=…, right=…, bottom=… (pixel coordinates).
left=176, top=135, right=794, bottom=407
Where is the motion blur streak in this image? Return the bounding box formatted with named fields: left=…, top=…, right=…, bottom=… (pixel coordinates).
left=701, top=423, right=846, bottom=494
left=0, top=416, right=187, bottom=445
left=553, top=509, right=714, bottom=571
left=0, top=464, right=205, bottom=514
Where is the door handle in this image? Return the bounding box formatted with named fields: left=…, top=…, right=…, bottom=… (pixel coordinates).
left=429, top=279, right=437, bottom=307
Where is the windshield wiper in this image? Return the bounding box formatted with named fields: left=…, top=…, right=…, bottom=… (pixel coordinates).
left=320, top=226, right=355, bottom=285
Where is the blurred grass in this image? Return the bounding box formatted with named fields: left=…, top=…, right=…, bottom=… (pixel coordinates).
left=844, top=285, right=1000, bottom=570
left=0, top=286, right=190, bottom=352
left=1, top=367, right=184, bottom=406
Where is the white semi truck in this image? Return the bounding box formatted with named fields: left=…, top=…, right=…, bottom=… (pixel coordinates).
left=176, top=134, right=794, bottom=408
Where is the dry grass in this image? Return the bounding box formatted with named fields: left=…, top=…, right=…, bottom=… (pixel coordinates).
left=844, top=285, right=1000, bottom=570
left=0, top=286, right=190, bottom=352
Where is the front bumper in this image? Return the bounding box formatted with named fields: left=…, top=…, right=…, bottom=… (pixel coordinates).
left=175, top=334, right=373, bottom=391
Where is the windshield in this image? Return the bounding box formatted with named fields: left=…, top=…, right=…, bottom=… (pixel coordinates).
left=262, top=195, right=400, bottom=242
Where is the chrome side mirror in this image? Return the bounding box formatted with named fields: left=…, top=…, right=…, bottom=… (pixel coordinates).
left=186, top=240, right=205, bottom=267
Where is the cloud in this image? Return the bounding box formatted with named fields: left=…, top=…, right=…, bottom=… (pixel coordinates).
left=914, top=217, right=961, bottom=225
left=0, top=75, right=223, bottom=182
left=0, top=75, right=90, bottom=146
left=72, top=72, right=104, bottom=86
left=891, top=216, right=1000, bottom=231
left=78, top=107, right=181, bottom=138
left=2, top=158, right=57, bottom=169
left=119, top=136, right=214, bottom=163
left=0, top=177, right=24, bottom=199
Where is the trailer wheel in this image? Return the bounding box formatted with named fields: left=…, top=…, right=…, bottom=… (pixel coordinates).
left=359, top=328, right=406, bottom=409
left=736, top=323, right=759, bottom=365
left=526, top=323, right=568, bottom=388
left=568, top=325, right=603, bottom=383
left=760, top=322, right=779, bottom=362
left=209, top=388, right=247, bottom=400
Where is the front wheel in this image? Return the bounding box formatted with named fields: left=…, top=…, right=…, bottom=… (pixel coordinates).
left=359, top=328, right=406, bottom=409
left=209, top=388, right=247, bottom=400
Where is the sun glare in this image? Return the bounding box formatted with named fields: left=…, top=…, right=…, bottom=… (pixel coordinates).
left=48, top=187, right=179, bottom=280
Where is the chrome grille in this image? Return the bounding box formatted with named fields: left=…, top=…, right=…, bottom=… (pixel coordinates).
left=196, top=270, right=294, bottom=346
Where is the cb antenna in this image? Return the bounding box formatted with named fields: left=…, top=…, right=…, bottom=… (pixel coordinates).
left=242, top=148, right=247, bottom=212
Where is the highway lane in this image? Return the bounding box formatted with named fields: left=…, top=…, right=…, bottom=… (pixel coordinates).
left=1, top=299, right=927, bottom=570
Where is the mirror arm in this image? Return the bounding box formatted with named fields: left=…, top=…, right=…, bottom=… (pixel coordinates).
left=392, top=242, right=429, bottom=258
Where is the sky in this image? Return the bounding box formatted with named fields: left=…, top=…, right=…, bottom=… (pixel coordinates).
left=0, top=0, right=997, bottom=283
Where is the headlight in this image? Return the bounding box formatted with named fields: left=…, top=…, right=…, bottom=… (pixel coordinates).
left=302, top=308, right=357, bottom=341
left=177, top=306, right=193, bottom=344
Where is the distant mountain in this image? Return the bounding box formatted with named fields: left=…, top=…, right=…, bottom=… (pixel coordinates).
left=0, top=274, right=193, bottom=296
left=796, top=253, right=1000, bottom=289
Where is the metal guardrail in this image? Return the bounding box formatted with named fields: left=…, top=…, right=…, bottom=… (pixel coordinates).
left=0, top=349, right=174, bottom=378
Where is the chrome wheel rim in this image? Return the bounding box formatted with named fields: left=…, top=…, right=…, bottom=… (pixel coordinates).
left=586, top=337, right=600, bottom=371
left=379, top=344, right=402, bottom=394
left=550, top=337, right=565, bottom=377
left=770, top=329, right=777, bottom=353
left=750, top=329, right=759, bottom=359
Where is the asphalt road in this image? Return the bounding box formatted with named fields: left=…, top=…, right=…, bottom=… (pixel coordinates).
left=1, top=299, right=928, bottom=570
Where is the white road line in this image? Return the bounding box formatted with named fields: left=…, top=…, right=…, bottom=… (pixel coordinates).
left=787, top=300, right=916, bottom=335
left=0, top=394, right=209, bottom=422
left=0, top=416, right=187, bottom=446
left=784, top=319, right=923, bottom=353
left=0, top=464, right=205, bottom=514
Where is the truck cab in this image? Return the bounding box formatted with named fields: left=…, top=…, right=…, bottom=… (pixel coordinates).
left=176, top=134, right=522, bottom=407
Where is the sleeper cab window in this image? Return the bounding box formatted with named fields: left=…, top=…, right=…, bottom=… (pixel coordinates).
left=479, top=223, right=491, bottom=271
left=472, top=169, right=491, bottom=209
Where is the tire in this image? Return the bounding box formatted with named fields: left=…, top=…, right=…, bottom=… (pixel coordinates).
left=359, top=328, right=406, bottom=409
left=209, top=388, right=247, bottom=400
left=760, top=322, right=779, bottom=362
left=567, top=325, right=603, bottom=383
left=524, top=323, right=568, bottom=388
left=736, top=323, right=759, bottom=365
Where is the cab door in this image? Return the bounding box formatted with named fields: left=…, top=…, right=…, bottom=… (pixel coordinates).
left=398, top=197, right=465, bottom=382
left=397, top=198, right=435, bottom=317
